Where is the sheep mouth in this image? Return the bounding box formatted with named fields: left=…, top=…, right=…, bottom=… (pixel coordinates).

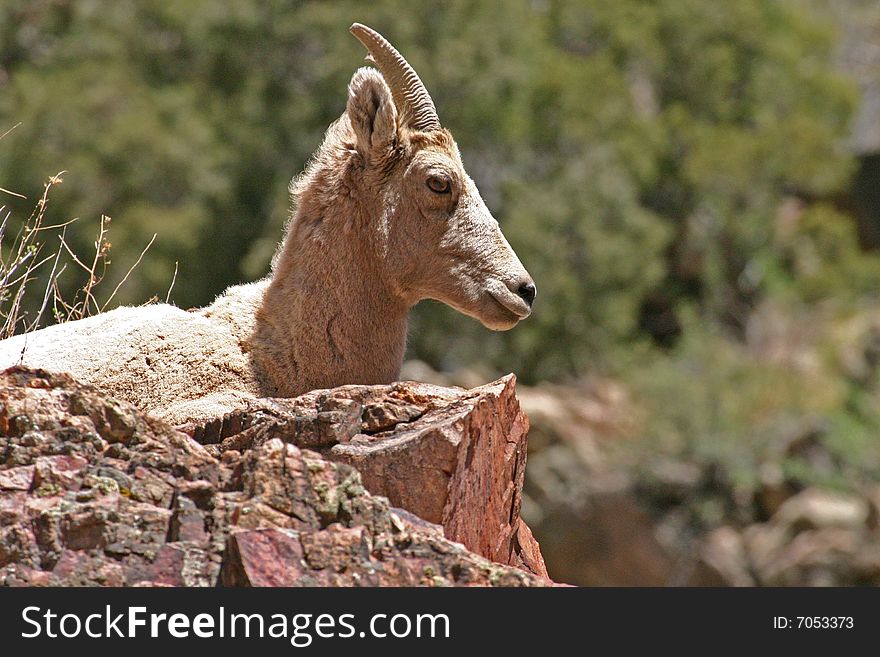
left=488, top=290, right=531, bottom=320
left=472, top=291, right=530, bottom=331
left=436, top=286, right=529, bottom=331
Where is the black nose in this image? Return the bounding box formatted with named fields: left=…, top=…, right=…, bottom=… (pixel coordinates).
left=517, top=281, right=536, bottom=307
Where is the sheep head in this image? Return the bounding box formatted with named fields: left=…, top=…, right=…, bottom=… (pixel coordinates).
left=346, top=23, right=535, bottom=330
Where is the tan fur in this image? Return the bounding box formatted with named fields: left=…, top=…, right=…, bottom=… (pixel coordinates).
left=0, top=57, right=534, bottom=426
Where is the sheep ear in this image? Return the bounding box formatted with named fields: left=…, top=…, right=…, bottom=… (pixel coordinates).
left=347, top=67, right=398, bottom=157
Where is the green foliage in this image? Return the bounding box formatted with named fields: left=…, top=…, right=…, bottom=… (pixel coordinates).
left=622, top=307, right=880, bottom=532
left=779, top=203, right=880, bottom=304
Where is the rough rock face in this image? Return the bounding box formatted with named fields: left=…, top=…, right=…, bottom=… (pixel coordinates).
left=182, top=375, right=546, bottom=578
left=0, top=367, right=548, bottom=587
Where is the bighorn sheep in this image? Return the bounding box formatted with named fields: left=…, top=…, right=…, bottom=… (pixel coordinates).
left=0, top=24, right=535, bottom=425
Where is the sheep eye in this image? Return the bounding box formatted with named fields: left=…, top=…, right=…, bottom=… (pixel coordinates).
left=426, top=176, right=451, bottom=194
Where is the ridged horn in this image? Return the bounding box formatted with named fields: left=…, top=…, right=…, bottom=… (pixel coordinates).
left=350, top=22, right=441, bottom=132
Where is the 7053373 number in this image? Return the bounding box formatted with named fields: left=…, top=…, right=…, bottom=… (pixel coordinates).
left=797, top=617, right=853, bottom=629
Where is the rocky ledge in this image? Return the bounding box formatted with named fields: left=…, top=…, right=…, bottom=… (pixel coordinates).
left=0, top=367, right=549, bottom=587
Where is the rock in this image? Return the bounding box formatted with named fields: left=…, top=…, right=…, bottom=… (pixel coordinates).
left=690, top=526, right=755, bottom=587
left=773, top=488, right=870, bottom=532
left=0, top=366, right=549, bottom=587
left=0, top=465, right=33, bottom=491
left=754, top=461, right=795, bottom=520
left=331, top=376, right=547, bottom=577
left=743, top=488, right=875, bottom=586
left=182, top=375, right=547, bottom=578
left=691, top=486, right=880, bottom=587
left=756, top=528, right=862, bottom=586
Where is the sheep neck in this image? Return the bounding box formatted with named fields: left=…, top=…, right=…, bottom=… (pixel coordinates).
left=254, top=206, right=410, bottom=397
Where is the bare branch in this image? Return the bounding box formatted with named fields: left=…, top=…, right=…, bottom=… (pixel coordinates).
left=0, top=122, right=22, bottom=142
left=0, top=186, right=27, bottom=200
left=165, top=261, right=179, bottom=304
left=30, top=227, right=68, bottom=333
left=101, top=233, right=156, bottom=312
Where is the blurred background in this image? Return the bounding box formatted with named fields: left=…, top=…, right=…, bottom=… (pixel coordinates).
left=2, top=0, right=880, bottom=585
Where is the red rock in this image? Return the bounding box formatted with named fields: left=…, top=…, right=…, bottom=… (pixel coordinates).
left=33, top=454, right=89, bottom=489
left=52, top=550, right=125, bottom=586
left=63, top=508, right=110, bottom=550
left=298, top=376, right=546, bottom=576
left=0, top=524, right=39, bottom=568
left=300, top=524, right=368, bottom=572
left=221, top=528, right=305, bottom=587
left=0, top=465, right=34, bottom=491
left=513, top=520, right=549, bottom=578
left=0, top=366, right=551, bottom=587
left=1, top=564, right=53, bottom=586
left=124, top=544, right=187, bottom=587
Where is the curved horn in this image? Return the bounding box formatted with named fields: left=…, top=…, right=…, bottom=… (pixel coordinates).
left=349, top=22, right=441, bottom=132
